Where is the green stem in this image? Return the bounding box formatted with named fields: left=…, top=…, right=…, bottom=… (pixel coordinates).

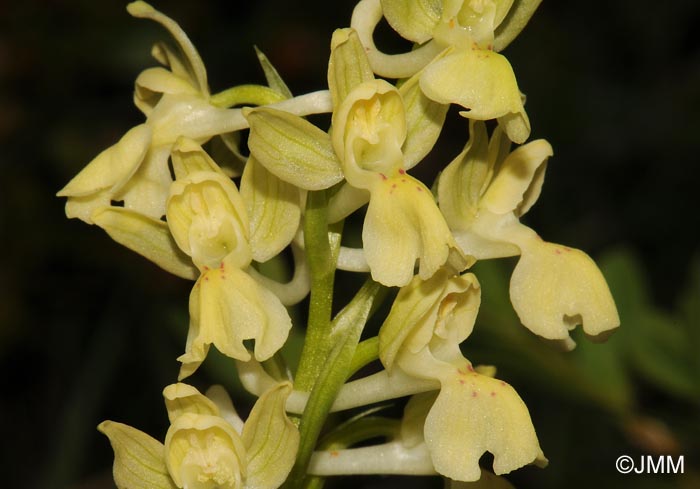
left=294, top=190, right=342, bottom=392
left=209, top=84, right=287, bottom=108
left=287, top=278, right=381, bottom=489
left=348, top=337, right=379, bottom=377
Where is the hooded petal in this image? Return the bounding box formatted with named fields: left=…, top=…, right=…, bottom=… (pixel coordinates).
left=163, top=383, right=221, bottom=423
left=480, top=138, right=552, bottom=216
left=167, top=170, right=251, bottom=271
left=115, top=145, right=172, bottom=219
left=165, top=412, right=246, bottom=489
left=379, top=269, right=480, bottom=369
left=399, top=64, right=449, bottom=169
left=332, top=80, right=407, bottom=187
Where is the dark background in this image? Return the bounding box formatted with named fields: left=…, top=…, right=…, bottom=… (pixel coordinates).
left=1, top=1, right=699, bottom=488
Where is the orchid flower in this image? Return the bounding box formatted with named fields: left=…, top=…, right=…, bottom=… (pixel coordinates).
left=165, top=139, right=294, bottom=379
left=246, top=28, right=467, bottom=287
left=351, top=0, right=535, bottom=143
left=438, top=121, right=620, bottom=345
left=57, top=2, right=233, bottom=223
left=378, top=269, right=546, bottom=480
left=99, top=382, right=299, bottom=489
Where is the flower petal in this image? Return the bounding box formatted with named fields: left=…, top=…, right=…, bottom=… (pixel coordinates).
left=379, top=270, right=480, bottom=369
left=332, top=80, right=407, bottom=187
left=510, top=239, right=620, bottom=341
left=92, top=207, right=198, bottom=280
left=328, top=28, right=375, bottom=109
left=399, top=67, right=448, bottom=169
left=115, top=145, right=172, bottom=219
left=166, top=170, right=251, bottom=271
left=380, top=0, right=441, bottom=44
left=57, top=124, right=152, bottom=223
left=162, top=383, right=220, bottom=423
left=98, top=420, right=176, bottom=489
left=240, top=157, right=301, bottom=263
left=420, top=49, right=529, bottom=143
left=480, top=139, right=552, bottom=216
left=127, top=1, right=208, bottom=95
left=245, top=107, right=343, bottom=191
left=363, top=175, right=466, bottom=287
left=165, top=413, right=246, bottom=489
left=178, top=266, right=292, bottom=379
left=424, top=368, right=543, bottom=480
left=242, top=382, right=299, bottom=489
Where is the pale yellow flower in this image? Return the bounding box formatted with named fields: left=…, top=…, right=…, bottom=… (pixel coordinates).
left=352, top=0, right=530, bottom=142
left=99, top=382, right=298, bottom=489
left=57, top=2, right=236, bottom=223
left=165, top=140, right=292, bottom=379
left=378, top=270, right=545, bottom=481
left=331, top=77, right=467, bottom=287
left=438, top=121, right=620, bottom=344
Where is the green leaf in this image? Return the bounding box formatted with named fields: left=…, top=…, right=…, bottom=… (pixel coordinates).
left=600, top=248, right=700, bottom=403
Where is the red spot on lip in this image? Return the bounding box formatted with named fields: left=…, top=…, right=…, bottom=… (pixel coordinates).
left=398, top=169, right=406, bottom=175
left=220, top=262, right=225, bottom=269
left=380, top=173, right=387, bottom=180
left=416, top=186, right=422, bottom=192
left=500, top=381, right=507, bottom=387
left=467, top=365, right=474, bottom=372
left=472, top=391, right=478, bottom=397
left=490, top=391, right=496, bottom=397
left=459, top=379, right=465, bottom=385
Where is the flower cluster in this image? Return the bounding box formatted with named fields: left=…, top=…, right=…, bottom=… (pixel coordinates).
left=59, top=1, right=619, bottom=488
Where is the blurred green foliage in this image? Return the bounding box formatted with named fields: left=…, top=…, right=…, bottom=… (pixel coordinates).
left=1, top=1, right=698, bottom=488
